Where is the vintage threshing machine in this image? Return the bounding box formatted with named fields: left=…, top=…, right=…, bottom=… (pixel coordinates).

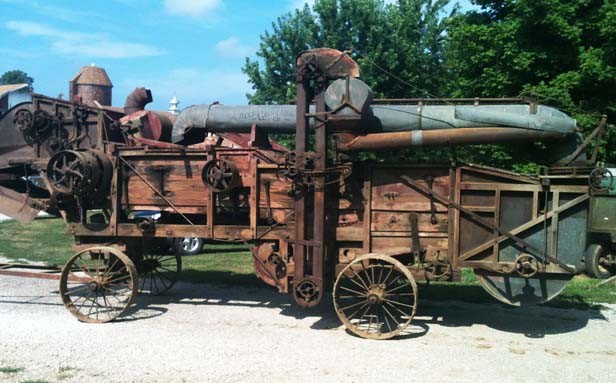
left=0, top=48, right=614, bottom=339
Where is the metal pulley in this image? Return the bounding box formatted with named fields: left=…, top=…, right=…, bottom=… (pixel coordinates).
left=13, top=109, right=33, bottom=133
left=589, top=167, right=614, bottom=193
left=201, top=159, right=239, bottom=192
left=46, top=149, right=112, bottom=196
left=294, top=277, right=321, bottom=308
left=514, top=254, right=540, bottom=278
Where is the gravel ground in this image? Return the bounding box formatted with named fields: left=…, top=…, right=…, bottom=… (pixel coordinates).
left=1, top=275, right=615, bottom=383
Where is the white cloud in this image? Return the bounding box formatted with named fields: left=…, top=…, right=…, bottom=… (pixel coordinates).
left=4, top=21, right=164, bottom=59
left=163, top=0, right=220, bottom=18
left=214, top=37, right=254, bottom=58
left=119, top=67, right=250, bottom=110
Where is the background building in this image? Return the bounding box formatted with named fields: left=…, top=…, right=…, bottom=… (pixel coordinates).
left=0, top=83, right=31, bottom=117
left=69, top=65, right=113, bottom=106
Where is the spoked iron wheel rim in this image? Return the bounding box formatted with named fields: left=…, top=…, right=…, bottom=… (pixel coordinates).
left=59, top=246, right=138, bottom=323
left=139, top=250, right=182, bottom=295
left=333, top=254, right=418, bottom=340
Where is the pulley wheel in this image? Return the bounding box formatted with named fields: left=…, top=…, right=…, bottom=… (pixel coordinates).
left=59, top=246, right=138, bottom=323
left=589, top=168, right=614, bottom=192
left=202, top=159, right=238, bottom=192
left=46, top=150, right=95, bottom=195
left=13, top=109, right=33, bottom=132
left=473, top=269, right=572, bottom=306
left=333, top=254, right=418, bottom=340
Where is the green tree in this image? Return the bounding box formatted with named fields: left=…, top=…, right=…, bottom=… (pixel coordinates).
left=446, top=0, right=616, bottom=169
left=0, top=70, right=34, bottom=91
left=243, top=0, right=454, bottom=104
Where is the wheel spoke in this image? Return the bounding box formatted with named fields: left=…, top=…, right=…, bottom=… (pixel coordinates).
left=382, top=305, right=394, bottom=333
left=338, top=285, right=367, bottom=297
left=382, top=304, right=401, bottom=329
left=103, top=256, right=120, bottom=278
left=348, top=267, right=370, bottom=290
left=360, top=261, right=373, bottom=286
left=376, top=264, right=385, bottom=285
left=339, top=298, right=369, bottom=312
left=356, top=304, right=372, bottom=328
left=383, top=298, right=415, bottom=309
left=345, top=302, right=369, bottom=321
left=384, top=300, right=411, bottom=318
left=63, top=284, right=91, bottom=296
left=380, top=265, right=395, bottom=287
left=385, top=281, right=412, bottom=295
left=107, top=275, right=131, bottom=284
left=384, top=275, right=402, bottom=291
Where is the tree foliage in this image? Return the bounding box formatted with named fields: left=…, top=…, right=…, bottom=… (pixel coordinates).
left=0, top=70, right=34, bottom=91
left=446, top=0, right=616, bottom=168
left=243, top=0, right=453, bottom=104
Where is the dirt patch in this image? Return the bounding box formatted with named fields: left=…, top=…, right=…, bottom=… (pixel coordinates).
left=1, top=276, right=615, bottom=383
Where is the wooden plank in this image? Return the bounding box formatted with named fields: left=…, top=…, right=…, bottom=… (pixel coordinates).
left=363, top=165, right=372, bottom=254
left=371, top=211, right=448, bottom=232
left=447, top=166, right=456, bottom=270
left=116, top=223, right=211, bottom=238
left=550, top=191, right=560, bottom=258
left=452, top=167, right=461, bottom=269
left=370, top=231, right=448, bottom=238
left=460, top=182, right=588, bottom=193
left=460, top=182, right=542, bottom=192
left=249, top=154, right=258, bottom=239
left=493, top=185, right=501, bottom=261
left=459, top=165, right=540, bottom=184
left=462, top=206, right=495, bottom=212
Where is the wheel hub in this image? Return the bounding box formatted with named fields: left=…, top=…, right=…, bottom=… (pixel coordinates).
left=88, top=280, right=101, bottom=292
left=367, top=286, right=385, bottom=304
left=142, top=258, right=160, bottom=273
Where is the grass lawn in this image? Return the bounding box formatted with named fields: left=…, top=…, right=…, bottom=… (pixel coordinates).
left=1, top=218, right=615, bottom=307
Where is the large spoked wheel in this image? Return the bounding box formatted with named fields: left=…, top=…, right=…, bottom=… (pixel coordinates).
left=138, top=250, right=182, bottom=295
left=59, top=246, right=138, bottom=323
left=333, top=254, right=418, bottom=340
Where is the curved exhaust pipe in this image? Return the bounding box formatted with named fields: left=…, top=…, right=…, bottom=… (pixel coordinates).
left=124, top=87, right=153, bottom=115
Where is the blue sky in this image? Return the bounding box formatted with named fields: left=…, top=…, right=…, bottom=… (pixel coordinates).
left=0, top=0, right=473, bottom=111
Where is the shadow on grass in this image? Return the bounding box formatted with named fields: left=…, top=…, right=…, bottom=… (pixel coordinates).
left=201, top=247, right=250, bottom=255
left=126, top=269, right=608, bottom=339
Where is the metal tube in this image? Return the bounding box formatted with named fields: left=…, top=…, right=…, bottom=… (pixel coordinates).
left=172, top=103, right=577, bottom=144
left=336, top=128, right=568, bottom=152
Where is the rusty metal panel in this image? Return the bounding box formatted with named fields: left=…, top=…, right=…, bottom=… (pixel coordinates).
left=0, top=184, right=40, bottom=223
